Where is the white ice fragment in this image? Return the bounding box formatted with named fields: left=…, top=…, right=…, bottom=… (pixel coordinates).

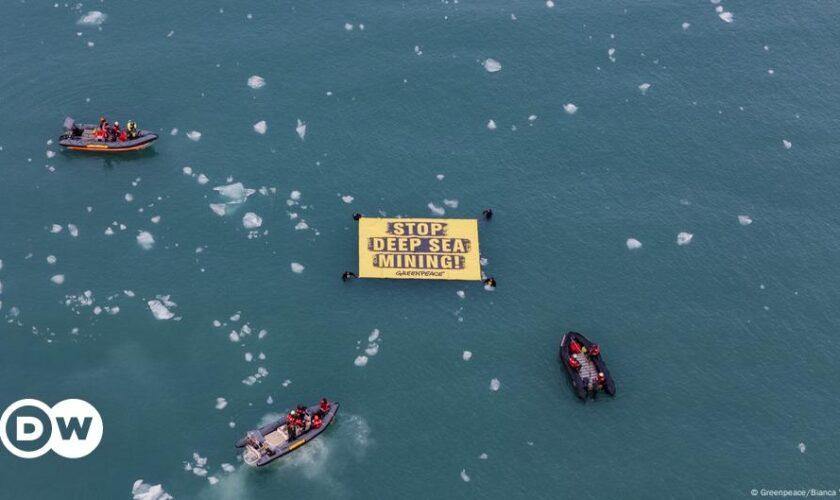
left=682, top=22, right=691, bottom=30
left=546, top=0, right=555, bottom=7
left=428, top=203, right=445, bottom=216
left=208, top=477, right=219, bottom=486
left=482, top=58, right=502, bottom=73
left=147, top=299, right=174, bottom=320
left=490, top=378, right=500, bottom=391
left=799, top=442, right=806, bottom=453
left=563, top=103, right=578, bottom=115
left=78, top=11, right=106, bottom=26
left=46, top=150, right=55, bottom=159
left=47, top=255, right=57, bottom=265
left=50, top=274, right=65, bottom=285
left=124, top=290, right=135, bottom=297
left=136, top=231, right=155, bottom=250
left=209, top=203, right=227, bottom=216
left=125, top=193, right=134, bottom=203
left=197, top=174, right=209, bottom=185
left=104, top=227, right=114, bottom=235
left=365, top=343, right=379, bottom=356
left=242, top=212, right=263, bottom=229
left=221, top=463, right=235, bottom=473
left=182, top=166, right=193, bottom=176
left=436, top=174, right=445, bottom=180
left=487, top=120, right=497, bottom=130
left=443, top=199, right=459, bottom=209
left=296, top=119, right=307, bottom=140
left=132, top=479, right=173, bottom=500
left=170, top=128, right=179, bottom=136
left=214, top=182, right=255, bottom=203
left=247, top=75, right=266, bottom=89
left=783, top=139, right=792, bottom=149
left=462, top=351, right=472, bottom=361
left=215, top=398, right=228, bottom=410
left=253, top=120, right=267, bottom=135
left=245, top=352, right=253, bottom=362
left=150, top=216, right=161, bottom=224
left=608, top=47, right=616, bottom=62
left=626, top=238, right=642, bottom=250
left=295, top=221, right=309, bottom=231
left=368, top=329, right=380, bottom=342
left=291, top=262, right=305, bottom=274
left=456, top=290, right=465, bottom=299
left=719, top=11, right=733, bottom=23
left=738, top=215, right=753, bottom=226
left=341, top=195, right=354, bottom=204
left=50, top=224, right=63, bottom=233
left=354, top=355, right=369, bottom=367
left=528, top=114, right=537, bottom=122
left=67, top=224, right=79, bottom=237
left=344, top=22, right=354, bottom=31
left=677, top=232, right=694, bottom=246
left=186, top=131, right=202, bottom=141
left=290, top=190, right=302, bottom=201
left=639, top=83, right=651, bottom=94
left=460, top=469, right=471, bottom=482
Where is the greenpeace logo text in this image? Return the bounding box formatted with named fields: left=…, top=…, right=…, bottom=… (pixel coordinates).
left=0, top=399, right=103, bottom=459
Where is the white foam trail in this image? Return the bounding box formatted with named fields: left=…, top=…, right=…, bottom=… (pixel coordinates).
left=137, top=231, right=155, bottom=250
left=677, top=232, right=694, bottom=246
left=482, top=58, right=502, bottom=73
left=247, top=75, right=266, bottom=89
left=253, top=120, right=267, bottom=135
left=626, top=238, right=642, bottom=250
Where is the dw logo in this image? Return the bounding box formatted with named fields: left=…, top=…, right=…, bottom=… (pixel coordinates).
left=0, top=399, right=103, bottom=459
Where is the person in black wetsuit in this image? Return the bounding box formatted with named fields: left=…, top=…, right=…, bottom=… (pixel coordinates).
left=483, top=277, right=496, bottom=288
left=482, top=209, right=493, bottom=220
left=352, top=213, right=363, bottom=221
left=342, top=271, right=357, bottom=281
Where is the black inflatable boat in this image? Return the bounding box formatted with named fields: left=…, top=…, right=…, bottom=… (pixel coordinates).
left=235, top=400, right=339, bottom=467
left=58, top=117, right=158, bottom=152
left=559, top=331, right=616, bottom=400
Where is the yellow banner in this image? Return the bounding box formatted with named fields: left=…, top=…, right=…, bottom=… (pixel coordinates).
left=358, top=218, right=481, bottom=281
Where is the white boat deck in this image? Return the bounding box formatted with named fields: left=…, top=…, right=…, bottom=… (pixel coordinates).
left=574, top=352, right=598, bottom=382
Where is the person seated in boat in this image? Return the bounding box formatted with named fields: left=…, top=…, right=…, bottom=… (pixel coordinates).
left=568, top=356, right=581, bottom=370
left=589, top=344, right=600, bottom=357
left=112, top=121, right=122, bottom=141
left=569, top=340, right=581, bottom=354
left=94, top=127, right=105, bottom=141
left=304, top=413, right=312, bottom=431
left=313, top=414, right=322, bottom=429
left=596, top=372, right=606, bottom=388
left=126, top=120, right=139, bottom=139
left=319, top=398, right=331, bottom=415
left=99, top=116, right=107, bottom=130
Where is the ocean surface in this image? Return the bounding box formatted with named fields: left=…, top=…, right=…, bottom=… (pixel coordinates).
left=1, top=0, right=839, bottom=498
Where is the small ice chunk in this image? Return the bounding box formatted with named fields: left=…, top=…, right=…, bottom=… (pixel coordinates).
left=50, top=274, right=65, bottom=285
left=719, top=11, right=733, bottom=23
left=197, top=174, right=209, bottom=185
left=291, top=262, right=305, bottom=274
left=456, top=290, right=465, bottom=299
left=47, top=255, right=57, bottom=264
left=209, top=203, right=227, bottom=216
left=460, top=469, right=470, bottom=482
left=253, top=120, right=267, bottom=135
left=738, top=215, right=753, bottom=226
left=215, top=398, right=228, bottom=410
left=344, top=22, right=354, bottom=31
left=677, top=232, right=694, bottom=246
left=479, top=453, right=488, bottom=459
left=798, top=442, right=806, bottom=453
left=782, top=139, right=792, bottom=149
left=150, top=216, right=161, bottom=224
left=354, top=355, right=369, bottom=367
left=626, top=238, right=642, bottom=250
left=247, top=75, right=266, bottom=89
left=296, top=119, right=307, bottom=140
left=294, top=221, right=309, bottom=231
left=290, top=190, right=302, bottom=201
left=490, top=378, right=500, bottom=391
left=170, top=128, right=179, bottom=136
left=682, top=22, right=691, bottom=30
left=147, top=300, right=174, bottom=320
left=428, top=203, right=445, bottom=216
left=486, top=120, right=497, bottom=130
left=136, top=231, right=155, bottom=250
left=563, top=103, right=578, bottom=115
left=46, top=150, right=55, bottom=159
left=214, top=182, right=255, bottom=202
left=242, top=212, right=263, bottom=229
left=125, top=193, right=134, bottom=203
left=482, top=58, right=502, bottom=73
left=186, top=131, right=202, bottom=141
left=341, top=195, right=354, bottom=204
left=104, top=227, right=114, bottom=235
left=208, top=477, right=218, bottom=486
left=462, top=351, right=472, bottom=361
left=245, top=352, right=253, bottom=362
left=528, top=114, right=537, bottom=122
left=443, top=199, right=459, bottom=209
left=182, top=166, right=193, bottom=176
left=221, top=463, right=235, bottom=473
left=78, top=11, right=106, bottom=26
left=132, top=480, right=173, bottom=500
left=546, top=0, right=555, bottom=7
left=67, top=224, right=79, bottom=237
left=436, top=174, right=445, bottom=180
left=639, top=83, right=651, bottom=94
left=608, top=47, right=616, bottom=62
left=50, top=224, right=63, bottom=233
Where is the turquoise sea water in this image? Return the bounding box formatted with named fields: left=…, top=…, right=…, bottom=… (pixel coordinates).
left=2, top=1, right=840, bottom=498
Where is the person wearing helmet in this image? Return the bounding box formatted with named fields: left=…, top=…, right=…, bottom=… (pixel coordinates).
left=590, top=344, right=600, bottom=357
left=568, top=356, right=581, bottom=370
left=597, top=372, right=606, bottom=388
left=126, top=120, right=138, bottom=139
left=112, top=121, right=121, bottom=141
left=319, top=398, right=330, bottom=415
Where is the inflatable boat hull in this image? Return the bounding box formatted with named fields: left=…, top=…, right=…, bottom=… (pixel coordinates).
left=559, top=331, right=616, bottom=400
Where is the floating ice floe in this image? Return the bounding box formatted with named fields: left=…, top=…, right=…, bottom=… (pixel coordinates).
left=253, top=120, right=267, bottom=135
left=479, top=453, right=488, bottom=459
left=136, top=231, right=155, bottom=250
left=147, top=296, right=176, bottom=320
left=798, top=442, right=806, bottom=453
left=783, top=139, right=792, bottom=149
left=460, top=469, right=471, bottom=482
left=47, top=255, right=57, bottom=265
left=242, top=212, right=263, bottom=229
left=50, top=274, right=65, bottom=285
left=354, top=355, right=369, bottom=367
left=563, top=103, right=578, bottom=115
left=78, top=11, right=106, bottom=26
left=186, top=130, right=202, bottom=141
left=344, top=22, right=354, bottom=31
left=247, top=75, right=266, bottom=89
left=436, top=174, right=445, bottom=180
left=608, top=48, right=616, bottom=62
left=125, top=193, right=134, bottom=202
left=150, top=216, right=161, bottom=224
left=428, top=203, right=445, bottom=216
left=443, top=199, right=459, bottom=209
left=214, top=182, right=256, bottom=204
left=738, top=215, right=753, bottom=226
left=208, top=477, right=219, bottom=485
left=546, top=0, right=555, bottom=7
left=50, top=224, right=63, bottom=233
left=215, top=398, right=228, bottom=410
left=482, top=58, right=502, bottom=73
left=490, top=378, right=500, bottom=391
left=221, top=463, right=235, bottom=473
left=67, top=224, right=79, bottom=237
left=46, top=150, right=55, bottom=159
left=528, top=115, right=537, bottom=122
left=719, top=11, right=733, bottom=23
left=486, top=120, right=497, bottom=130
left=682, top=22, right=691, bottom=30
left=295, top=221, right=309, bottom=230
left=291, top=262, right=305, bottom=274
left=170, top=128, right=179, bottom=136
left=296, top=119, right=307, bottom=140
left=197, top=174, right=209, bottom=185
left=132, top=479, right=173, bottom=500
left=456, top=290, right=465, bottom=299
left=677, top=232, right=694, bottom=246
left=626, top=238, right=642, bottom=250
left=414, top=45, right=423, bottom=56
left=639, top=83, right=651, bottom=94
left=462, top=350, right=472, bottom=361
left=341, top=195, right=354, bottom=204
